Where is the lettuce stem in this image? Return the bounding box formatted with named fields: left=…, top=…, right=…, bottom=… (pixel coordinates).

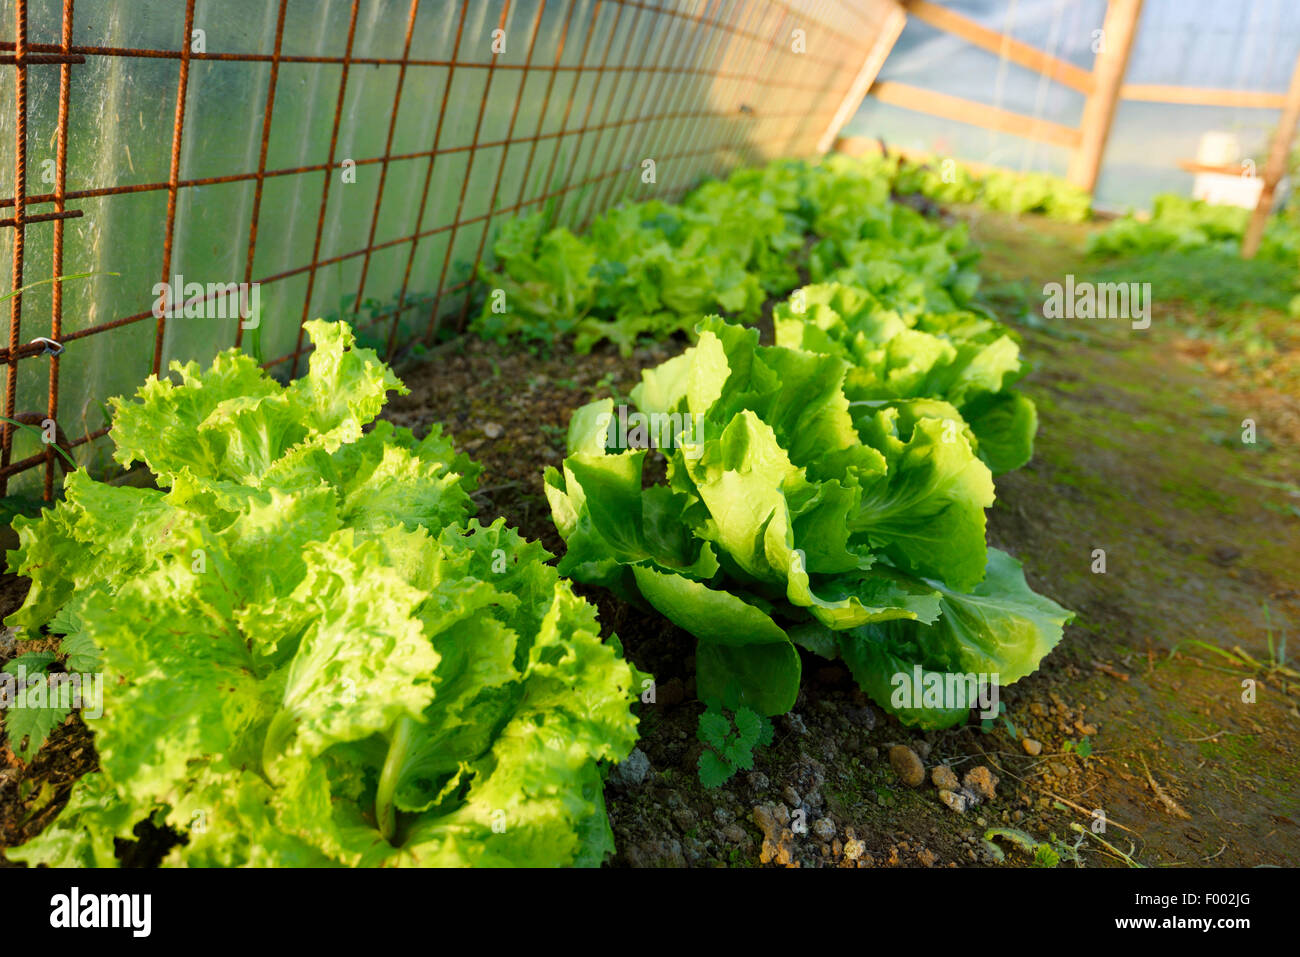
left=376, top=717, right=415, bottom=845
left=260, top=710, right=296, bottom=784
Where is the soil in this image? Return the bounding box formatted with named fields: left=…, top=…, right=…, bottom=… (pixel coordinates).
left=3, top=205, right=1298, bottom=867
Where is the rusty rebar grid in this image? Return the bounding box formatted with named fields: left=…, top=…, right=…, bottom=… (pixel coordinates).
left=2, top=0, right=29, bottom=495
left=151, top=0, right=197, bottom=377
left=0, top=0, right=884, bottom=492
left=384, top=0, right=469, bottom=361
left=292, top=0, right=361, bottom=380
left=235, top=0, right=289, bottom=351
left=44, top=0, right=75, bottom=501
left=351, top=0, right=421, bottom=342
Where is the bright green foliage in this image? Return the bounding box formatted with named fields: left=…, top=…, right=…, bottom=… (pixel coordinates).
left=5, top=320, right=639, bottom=868
left=800, top=163, right=985, bottom=313
left=879, top=153, right=1092, bottom=222
left=546, top=318, right=1072, bottom=728
left=1088, top=193, right=1300, bottom=263
left=473, top=156, right=987, bottom=355
left=696, top=704, right=774, bottom=788
left=474, top=183, right=800, bottom=355
left=774, top=283, right=1037, bottom=474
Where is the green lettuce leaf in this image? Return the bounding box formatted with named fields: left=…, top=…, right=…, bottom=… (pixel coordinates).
left=836, top=549, right=1074, bottom=727
left=8, top=321, right=638, bottom=869
left=547, top=314, right=1054, bottom=724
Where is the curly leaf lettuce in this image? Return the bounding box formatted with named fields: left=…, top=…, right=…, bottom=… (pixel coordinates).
left=6, top=321, right=638, bottom=868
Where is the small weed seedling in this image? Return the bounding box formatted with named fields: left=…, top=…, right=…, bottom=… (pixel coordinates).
left=696, top=703, right=774, bottom=788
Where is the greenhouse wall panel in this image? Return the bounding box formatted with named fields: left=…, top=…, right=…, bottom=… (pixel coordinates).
left=0, top=0, right=895, bottom=495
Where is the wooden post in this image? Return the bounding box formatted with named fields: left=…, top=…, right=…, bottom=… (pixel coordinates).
left=1067, top=0, right=1143, bottom=194
left=1242, top=52, right=1300, bottom=259
left=816, top=1, right=907, bottom=154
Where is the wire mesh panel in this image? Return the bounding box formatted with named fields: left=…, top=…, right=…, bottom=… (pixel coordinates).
left=0, top=0, right=892, bottom=497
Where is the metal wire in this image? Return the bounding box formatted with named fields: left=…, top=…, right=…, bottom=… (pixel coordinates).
left=0, top=0, right=888, bottom=493
left=2, top=0, right=28, bottom=491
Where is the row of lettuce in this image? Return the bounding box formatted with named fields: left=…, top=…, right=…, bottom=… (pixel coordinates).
left=2, top=156, right=1071, bottom=868
left=476, top=155, right=985, bottom=355
left=877, top=151, right=1093, bottom=223
left=1088, top=191, right=1300, bottom=265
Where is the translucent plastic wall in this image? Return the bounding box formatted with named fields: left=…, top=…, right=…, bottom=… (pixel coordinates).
left=0, top=0, right=892, bottom=496
left=847, top=0, right=1100, bottom=177
left=1104, top=0, right=1300, bottom=208
left=844, top=0, right=1300, bottom=211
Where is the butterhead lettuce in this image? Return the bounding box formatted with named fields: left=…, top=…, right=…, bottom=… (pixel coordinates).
left=775, top=283, right=1038, bottom=474
left=547, top=317, right=1071, bottom=729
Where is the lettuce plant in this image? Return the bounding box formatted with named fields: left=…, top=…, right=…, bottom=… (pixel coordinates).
left=474, top=186, right=800, bottom=355
left=5, top=321, right=639, bottom=868
left=773, top=283, right=1037, bottom=474
left=546, top=318, right=1071, bottom=729
left=1088, top=193, right=1300, bottom=263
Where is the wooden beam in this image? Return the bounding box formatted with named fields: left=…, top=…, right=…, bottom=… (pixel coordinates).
left=817, top=1, right=908, bottom=154
left=1242, top=52, right=1300, bottom=259
left=1067, top=0, right=1144, bottom=194
left=1122, top=84, right=1288, bottom=110
left=903, top=0, right=1094, bottom=94
left=832, top=135, right=881, bottom=158
left=870, top=80, right=1082, bottom=149
left=1176, top=158, right=1249, bottom=176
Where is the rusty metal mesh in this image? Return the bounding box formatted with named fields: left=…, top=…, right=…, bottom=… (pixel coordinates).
left=0, top=0, right=892, bottom=497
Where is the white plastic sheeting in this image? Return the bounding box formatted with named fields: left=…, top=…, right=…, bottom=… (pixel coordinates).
left=0, top=0, right=888, bottom=493
left=844, top=0, right=1300, bottom=211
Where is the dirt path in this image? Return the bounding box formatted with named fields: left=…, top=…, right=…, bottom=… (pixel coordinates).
left=966, top=209, right=1300, bottom=866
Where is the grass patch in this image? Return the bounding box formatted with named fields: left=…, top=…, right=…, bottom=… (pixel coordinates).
left=1086, top=246, right=1295, bottom=314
